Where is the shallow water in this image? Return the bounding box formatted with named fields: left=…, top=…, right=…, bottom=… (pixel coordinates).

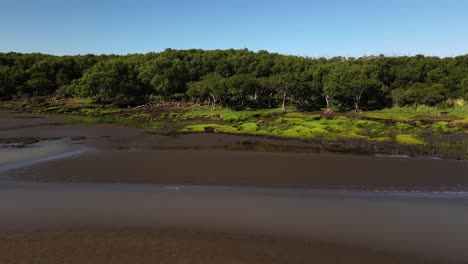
left=0, top=139, right=87, bottom=174
left=0, top=181, right=468, bottom=263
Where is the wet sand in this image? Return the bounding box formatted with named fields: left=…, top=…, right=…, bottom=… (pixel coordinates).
left=1, top=112, right=468, bottom=263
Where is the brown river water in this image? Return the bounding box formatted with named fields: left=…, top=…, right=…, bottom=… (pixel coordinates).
left=1, top=112, right=468, bottom=264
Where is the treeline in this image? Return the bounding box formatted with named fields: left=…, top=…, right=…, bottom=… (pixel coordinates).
left=1, top=49, right=467, bottom=110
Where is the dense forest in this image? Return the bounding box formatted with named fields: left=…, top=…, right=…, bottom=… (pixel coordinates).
left=1, top=49, right=467, bottom=111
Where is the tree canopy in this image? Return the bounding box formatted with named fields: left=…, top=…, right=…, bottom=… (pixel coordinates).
left=1, top=50, right=467, bottom=110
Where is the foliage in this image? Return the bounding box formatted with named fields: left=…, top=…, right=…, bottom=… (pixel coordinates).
left=1, top=50, right=467, bottom=111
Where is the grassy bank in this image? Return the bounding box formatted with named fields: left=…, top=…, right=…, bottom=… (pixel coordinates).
left=1, top=98, right=467, bottom=159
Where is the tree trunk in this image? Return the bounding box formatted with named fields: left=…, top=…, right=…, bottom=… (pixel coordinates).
left=210, top=94, right=217, bottom=109
left=282, top=95, right=286, bottom=110
left=354, top=102, right=360, bottom=112
left=281, top=90, right=287, bottom=111
left=267, top=92, right=273, bottom=108
left=325, top=95, right=331, bottom=110
left=354, top=90, right=363, bottom=112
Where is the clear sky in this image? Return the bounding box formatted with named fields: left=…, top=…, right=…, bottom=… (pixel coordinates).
left=1, top=0, right=467, bottom=57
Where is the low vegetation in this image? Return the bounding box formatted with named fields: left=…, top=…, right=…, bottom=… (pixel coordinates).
left=2, top=98, right=467, bottom=159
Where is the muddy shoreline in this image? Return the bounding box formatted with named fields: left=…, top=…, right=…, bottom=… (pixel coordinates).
left=176, top=131, right=437, bottom=158
left=2, top=109, right=463, bottom=160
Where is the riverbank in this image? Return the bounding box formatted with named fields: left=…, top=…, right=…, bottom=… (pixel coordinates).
left=2, top=99, right=468, bottom=159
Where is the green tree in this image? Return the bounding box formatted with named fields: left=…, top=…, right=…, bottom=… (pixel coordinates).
left=187, top=74, right=226, bottom=109
left=224, top=74, right=257, bottom=107
left=24, top=78, right=53, bottom=96
left=269, top=74, right=299, bottom=110
left=323, top=64, right=343, bottom=111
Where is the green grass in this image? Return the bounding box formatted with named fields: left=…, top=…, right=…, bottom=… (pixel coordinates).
left=175, top=108, right=462, bottom=145
left=382, top=105, right=443, bottom=114
left=281, top=126, right=316, bottom=139
left=173, top=107, right=467, bottom=151
left=66, top=97, right=93, bottom=104
left=449, top=105, right=468, bottom=125
left=395, top=134, right=425, bottom=145
left=363, top=105, right=468, bottom=124
left=372, top=136, right=392, bottom=142
left=0, top=103, right=16, bottom=110
left=431, top=122, right=464, bottom=136
left=4, top=100, right=466, bottom=154
left=363, top=110, right=434, bottom=121
left=25, top=99, right=123, bottom=117
left=161, top=107, right=283, bottom=122
left=75, top=107, right=122, bottom=116
left=65, top=113, right=152, bottom=128
left=239, top=122, right=259, bottom=132
left=447, top=104, right=468, bottom=115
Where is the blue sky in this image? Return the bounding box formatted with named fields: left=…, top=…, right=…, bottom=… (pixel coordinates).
left=1, top=0, right=467, bottom=57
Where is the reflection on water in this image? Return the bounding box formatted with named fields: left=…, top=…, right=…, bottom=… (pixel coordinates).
left=144, top=141, right=340, bottom=155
